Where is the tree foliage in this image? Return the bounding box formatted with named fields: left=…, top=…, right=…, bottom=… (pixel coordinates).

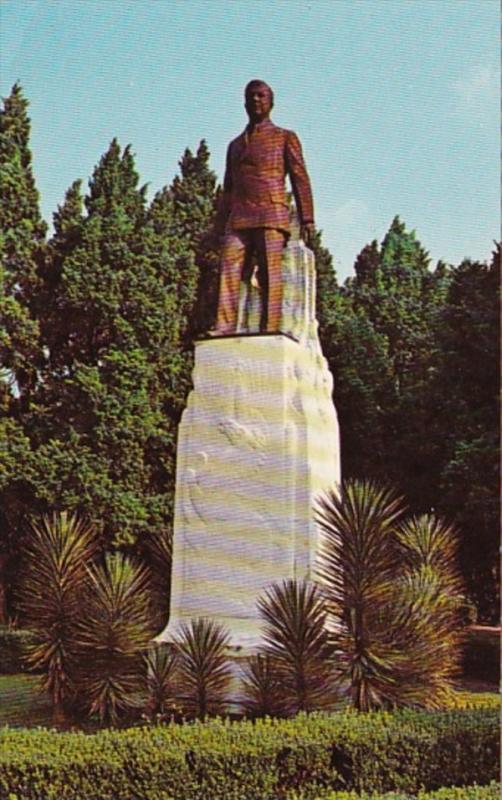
left=0, top=83, right=498, bottom=628
left=317, top=219, right=499, bottom=621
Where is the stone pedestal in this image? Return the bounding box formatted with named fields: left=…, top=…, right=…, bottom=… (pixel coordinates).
left=157, top=331, right=340, bottom=652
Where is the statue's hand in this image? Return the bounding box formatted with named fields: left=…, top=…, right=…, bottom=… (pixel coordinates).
left=300, top=223, right=316, bottom=249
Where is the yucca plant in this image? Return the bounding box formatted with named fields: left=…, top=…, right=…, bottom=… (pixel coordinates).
left=240, top=653, right=287, bottom=718
left=75, top=553, right=154, bottom=724
left=144, top=643, right=179, bottom=719
left=256, top=579, right=336, bottom=715
left=395, top=514, right=464, bottom=596
left=316, top=480, right=464, bottom=710
left=316, top=480, right=405, bottom=711
left=387, top=564, right=463, bottom=706
left=390, top=514, right=465, bottom=706
left=142, top=526, right=172, bottom=633
left=174, top=618, right=232, bottom=720
left=18, top=512, right=97, bottom=723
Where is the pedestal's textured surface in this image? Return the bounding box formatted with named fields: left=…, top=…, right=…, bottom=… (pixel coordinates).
left=158, top=333, right=340, bottom=651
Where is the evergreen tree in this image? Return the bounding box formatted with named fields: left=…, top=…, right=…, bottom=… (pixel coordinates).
left=0, top=82, right=46, bottom=399
left=170, top=140, right=220, bottom=336
left=0, top=84, right=46, bottom=620
left=433, top=247, right=500, bottom=620
left=30, top=140, right=195, bottom=590
left=328, top=218, right=446, bottom=507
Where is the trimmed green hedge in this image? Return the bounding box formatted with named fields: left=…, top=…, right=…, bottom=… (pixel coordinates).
left=0, top=707, right=498, bottom=799
left=313, top=784, right=500, bottom=800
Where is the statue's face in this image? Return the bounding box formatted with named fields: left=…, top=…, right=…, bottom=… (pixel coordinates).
left=245, top=82, right=273, bottom=122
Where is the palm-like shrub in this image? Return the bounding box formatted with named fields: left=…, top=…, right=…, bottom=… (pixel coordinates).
left=316, top=480, right=405, bottom=710
left=144, top=643, right=179, bottom=719
left=256, top=579, right=336, bottom=714
left=142, top=526, right=172, bottom=633
left=390, top=515, right=464, bottom=705
left=174, top=618, right=232, bottom=719
left=18, top=512, right=97, bottom=722
left=395, top=514, right=464, bottom=594
left=240, top=653, right=287, bottom=718
left=75, top=553, right=153, bottom=724
left=316, top=480, right=464, bottom=710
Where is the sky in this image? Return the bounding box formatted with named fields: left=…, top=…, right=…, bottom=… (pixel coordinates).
left=1, top=0, right=499, bottom=281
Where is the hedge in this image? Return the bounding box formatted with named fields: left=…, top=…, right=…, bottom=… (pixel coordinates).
left=312, top=784, right=500, bottom=800
left=0, top=706, right=499, bottom=800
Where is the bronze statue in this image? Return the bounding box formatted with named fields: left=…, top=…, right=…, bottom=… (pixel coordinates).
left=213, top=80, right=315, bottom=334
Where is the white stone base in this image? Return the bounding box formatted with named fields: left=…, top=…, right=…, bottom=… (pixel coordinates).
left=157, top=333, right=340, bottom=653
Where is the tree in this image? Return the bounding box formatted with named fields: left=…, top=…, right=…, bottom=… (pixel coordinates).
left=326, top=219, right=449, bottom=509
left=166, top=139, right=220, bottom=336
left=0, top=84, right=47, bottom=621
left=29, top=139, right=195, bottom=562
left=432, top=248, right=500, bottom=620
left=316, top=480, right=464, bottom=710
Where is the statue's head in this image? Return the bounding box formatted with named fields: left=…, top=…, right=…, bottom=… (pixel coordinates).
left=244, top=80, right=274, bottom=122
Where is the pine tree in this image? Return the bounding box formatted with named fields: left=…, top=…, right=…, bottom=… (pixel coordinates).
left=0, top=84, right=46, bottom=621
left=329, top=218, right=445, bottom=505
left=167, top=140, right=220, bottom=336
left=0, top=83, right=46, bottom=399
left=31, top=140, right=195, bottom=584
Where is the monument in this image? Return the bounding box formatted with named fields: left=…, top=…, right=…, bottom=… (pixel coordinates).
left=157, top=81, right=340, bottom=654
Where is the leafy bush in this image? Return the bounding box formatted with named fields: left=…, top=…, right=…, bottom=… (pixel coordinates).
left=0, top=706, right=498, bottom=799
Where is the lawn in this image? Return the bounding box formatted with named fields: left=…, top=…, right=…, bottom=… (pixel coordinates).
left=0, top=674, right=52, bottom=728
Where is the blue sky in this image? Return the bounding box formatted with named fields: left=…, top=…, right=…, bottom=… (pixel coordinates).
left=1, top=0, right=498, bottom=280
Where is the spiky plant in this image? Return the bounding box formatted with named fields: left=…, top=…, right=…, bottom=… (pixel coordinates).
left=389, top=566, right=461, bottom=708
left=395, top=514, right=464, bottom=595
left=142, top=526, right=172, bottom=633
left=18, top=512, right=97, bottom=723
left=256, top=579, right=336, bottom=715
left=240, top=653, right=287, bottom=718
left=75, top=553, right=153, bottom=724
left=144, top=643, right=179, bottom=719
left=174, top=618, right=232, bottom=720
left=317, top=481, right=464, bottom=710
left=316, top=480, right=406, bottom=710
left=390, top=515, right=465, bottom=706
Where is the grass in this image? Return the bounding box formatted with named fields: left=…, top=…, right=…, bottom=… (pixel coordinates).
left=0, top=673, right=53, bottom=728
left=0, top=670, right=498, bottom=733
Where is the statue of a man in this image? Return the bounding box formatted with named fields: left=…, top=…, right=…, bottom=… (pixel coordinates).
left=213, top=80, right=315, bottom=334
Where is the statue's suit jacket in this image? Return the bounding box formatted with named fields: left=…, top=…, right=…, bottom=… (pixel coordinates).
left=216, top=118, right=314, bottom=235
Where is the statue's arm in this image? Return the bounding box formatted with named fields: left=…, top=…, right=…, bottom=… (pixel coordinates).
left=285, top=131, right=314, bottom=227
